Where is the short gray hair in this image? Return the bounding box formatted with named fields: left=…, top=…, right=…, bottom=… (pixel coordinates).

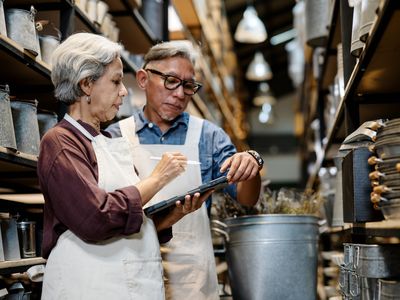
left=51, top=32, right=123, bottom=105
left=143, top=40, right=198, bottom=68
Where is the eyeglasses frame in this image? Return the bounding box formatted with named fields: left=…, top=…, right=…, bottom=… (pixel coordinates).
left=145, top=68, right=202, bottom=96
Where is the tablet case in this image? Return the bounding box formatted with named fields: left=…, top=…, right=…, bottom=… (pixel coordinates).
left=144, top=176, right=228, bottom=216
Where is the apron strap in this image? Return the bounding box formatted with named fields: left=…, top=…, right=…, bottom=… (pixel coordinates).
left=119, top=116, right=140, bottom=146
left=184, top=116, right=203, bottom=145
left=64, top=114, right=95, bottom=141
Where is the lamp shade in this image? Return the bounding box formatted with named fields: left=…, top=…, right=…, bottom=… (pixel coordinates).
left=234, top=6, right=267, bottom=44
left=246, top=52, right=273, bottom=81
left=253, top=82, right=277, bottom=106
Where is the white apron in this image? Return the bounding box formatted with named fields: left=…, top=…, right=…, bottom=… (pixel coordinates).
left=41, top=114, right=164, bottom=300
left=119, top=116, right=219, bottom=300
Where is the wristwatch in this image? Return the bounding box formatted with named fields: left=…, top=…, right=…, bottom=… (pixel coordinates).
left=246, top=150, right=264, bottom=170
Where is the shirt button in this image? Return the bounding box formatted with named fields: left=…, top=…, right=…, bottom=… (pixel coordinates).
left=161, top=137, right=165, bottom=142
left=148, top=123, right=154, bottom=128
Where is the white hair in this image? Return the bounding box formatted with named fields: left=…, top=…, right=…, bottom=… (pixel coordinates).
left=143, top=40, right=198, bottom=68
left=51, top=32, right=123, bottom=105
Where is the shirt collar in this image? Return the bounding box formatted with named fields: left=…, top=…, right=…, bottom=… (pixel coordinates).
left=135, top=107, right=189, bottom=132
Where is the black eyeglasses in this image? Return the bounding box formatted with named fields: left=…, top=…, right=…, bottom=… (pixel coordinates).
left=145, top=68, right=202, bottom=96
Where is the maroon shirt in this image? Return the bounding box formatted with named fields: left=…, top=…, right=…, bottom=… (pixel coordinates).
left=38, top=119, right=171, bottom=258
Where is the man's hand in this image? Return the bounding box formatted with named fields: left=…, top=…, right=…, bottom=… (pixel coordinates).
left=220, top=152, right=260, bottom=184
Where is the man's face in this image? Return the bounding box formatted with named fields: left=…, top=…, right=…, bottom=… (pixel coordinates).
left=143, top=57, right=196, bottom=123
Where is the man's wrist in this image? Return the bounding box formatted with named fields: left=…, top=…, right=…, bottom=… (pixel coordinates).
left=246, top=150, right=264, bottom=170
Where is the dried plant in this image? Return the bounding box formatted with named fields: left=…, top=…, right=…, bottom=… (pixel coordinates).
left=213, top=187, right=324, bottom=219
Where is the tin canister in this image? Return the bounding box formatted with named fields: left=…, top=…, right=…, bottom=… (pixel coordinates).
left=0, top=84, right=17, bottom=150
left=17, top=221, right=36, bottom=258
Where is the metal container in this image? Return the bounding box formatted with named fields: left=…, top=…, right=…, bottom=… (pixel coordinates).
left=39, top=35, right=60, bottom=66
left=0, top=0, right=6, bottom=37
left=0, top=84, right=17, bottom=150
left=17, top=221, right=36, bottom=258
left=214, top=215, right=319, bottom=300
left=352, top=243, right=400, bottom=278
left=351, top=0, right=364, bottom=57
left=304, top=0, right=329, bottom=47
left=10, top=99, right=41, bottom=155
left=5, top=6, right=41, bottom=57
left=0, top=217, right=21, bottom=260
left=359, top=0, right=380, bottom=42
left=378, top=279, right=400, bottom=299
left=37, top=109, right=58, bottom=139
left=349, top=272, right=379, bottom=300
left=140, top=0, right=165, bottom=41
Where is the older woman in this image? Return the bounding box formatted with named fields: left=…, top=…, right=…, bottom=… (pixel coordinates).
left=38, top=32, right=209, bottom=299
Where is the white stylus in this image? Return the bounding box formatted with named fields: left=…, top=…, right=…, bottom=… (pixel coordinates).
left=150, top=156, right=201, bottom=165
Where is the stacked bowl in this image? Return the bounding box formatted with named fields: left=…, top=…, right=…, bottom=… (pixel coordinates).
left=368, top=118, right=400, bottom=220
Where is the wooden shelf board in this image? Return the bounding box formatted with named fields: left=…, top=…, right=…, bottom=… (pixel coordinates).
left=352, top=220, right=400, bottom=237
left=0, top=147, right=37, bottom=169
left=0, top=257, right=46, bottom=269
left=357, top=10, right=400, bottom=94
left=0, top=194, right=44, bottom=205
left=113, top=15, right=154, bottom=54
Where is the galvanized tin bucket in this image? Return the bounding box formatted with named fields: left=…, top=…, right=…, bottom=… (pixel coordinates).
left=359, top=0, right=380, bottom=42
left=37, top=109, right=58, bottom=139
left=39, top=35, right=60, bottom=66
left=304, top=0, right=329, bottom=47
left=5, top=6, right=41, bottom=57
left=10, top=99, right=40, bottom=155
left=378, top=279, right=400, bottom=299
left=0, top=85, right=17, bottom=150
left=0, top=0, right=7, bottom=37
left=213, top=215, right=319, bottom=300
left=351, top=0, right=364, bottom=57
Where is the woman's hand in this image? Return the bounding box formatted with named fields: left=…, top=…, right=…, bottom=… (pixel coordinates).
left=153, top=190, right=213, bottom=231
left=135, top=152, right=187, bottom=206
left=150, top=152, right=188, bottom=187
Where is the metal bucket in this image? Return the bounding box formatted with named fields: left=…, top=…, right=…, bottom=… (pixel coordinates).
left=359, top=0, right=380, bottom=42
left=213, top=215, right=319, bottom=300
left=17, top=221, right=36, bottom=258
left=351, top=0, right=364, bottom=57
left=0, top=0, right=6, bottom=37
left=378, top=279, right=400, bottom=299
left=0, top=84, right=17, bottom=150
left=39, top=35, right=60, bottom=66
left=37, top=109, right=58, bottom=139
left=10, top=99, right=41, bottom=155
left=140, top=0, right=165, bottom=41
left=5, top=6, right=41, bottom=57
left=304, top=0, right=329, bottom=47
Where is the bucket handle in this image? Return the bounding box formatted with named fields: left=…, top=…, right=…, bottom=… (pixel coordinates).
left=211, top=227, right=229, bottom=242
left=211, top=220, right=229, bottom=242
left=211, top=219, right=227, bottom=229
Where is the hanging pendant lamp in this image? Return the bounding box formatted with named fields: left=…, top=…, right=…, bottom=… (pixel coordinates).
left=246, top=52, right=273, bottom=81
left=234, top=5, right=267, bottom=44
left=252, top=82, right=277, bottom=106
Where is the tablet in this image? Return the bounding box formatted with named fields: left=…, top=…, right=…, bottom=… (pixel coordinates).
left=144, top=176, right=228, bottom=216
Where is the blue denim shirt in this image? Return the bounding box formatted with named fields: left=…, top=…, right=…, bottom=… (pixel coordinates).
left=107, top=109, right=237, bottom=208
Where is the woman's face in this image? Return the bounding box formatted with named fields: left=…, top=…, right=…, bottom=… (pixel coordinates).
left=89, top=57, right=127, bottom=122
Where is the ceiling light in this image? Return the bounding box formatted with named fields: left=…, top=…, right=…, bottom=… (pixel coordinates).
left=234, top=6, right=267, bottom=44
left=168, top=5, right=183, bottom=32
left=246, top=52, right=273, bottom=81
left=270, top=28, right=296, bottom=46
left=252, top=82, right=277, bottom=106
